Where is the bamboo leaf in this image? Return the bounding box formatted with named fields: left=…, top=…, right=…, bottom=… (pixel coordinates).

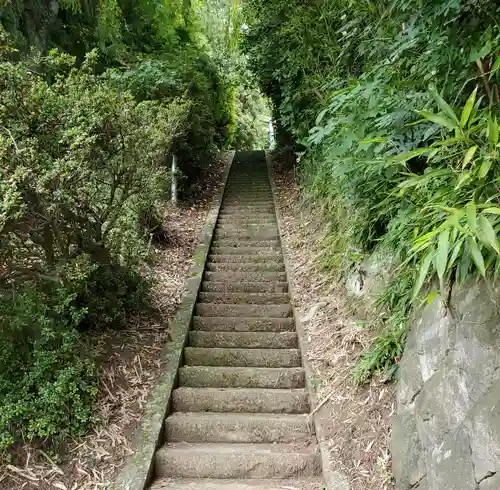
left=478, top=158, right=492, bottom=178
left=466, top=203, right=477, bottom=232
left=488, top=115, right=499, bottom=148
left=391, top=147, right=433, bottom=162
left=482, top=207, right=500, bottom=215
left=478, top=214, right=499, bottom=253
left=455, top=171, right=471, bottom=189
left=413, top=248, right=435, bottom=299
left=460, top=87, right=478, bottom=128
left=462, top=145, right=478, bottom=168
left=316, top=108, right=328, bottom=125
left=448, top=238, right=464, bottom=268
left=430, top=88, right=460, bottom=126
left=436, top=229, right=450, bottom=281
left=417, top=111, right=456, bottom=130
left=468, top=237, right=486, bottom=276
left=489, top=57, right=500, bottom=80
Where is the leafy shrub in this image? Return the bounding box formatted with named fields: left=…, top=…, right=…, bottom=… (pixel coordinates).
left=244, top=0, right=500, bottom=381
left=0, top=283, right=98, bottom=451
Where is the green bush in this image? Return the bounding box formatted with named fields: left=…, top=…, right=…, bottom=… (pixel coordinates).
left=0, top=284, right=98, bottom=451
left=244, top=0, right=500, bottom=381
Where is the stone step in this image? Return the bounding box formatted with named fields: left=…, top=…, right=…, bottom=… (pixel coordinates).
left=155, top=442, right=321, bottom=479
left=172, top=387, right=309, bottom=413
left=218, top=211, right=275, bottom=216
left=223, top=196, right=273, bottom=200
left=217, top=217, right=277, bottom=222
left=206, top=262, right=285, bottom=273
left=210, top=247, right=282, bottom=256
left=211, top=240, right=280, bottom=248
left=219, top=204, right=274, bottom=209
left=204, top=271, right=287, bottom=283
left=184, top=347, right=301, bottom=367
left=195, top=303, right=291, bottom=317
left=192, top=317, right=295, bottom=332
left=178, top=366, right=305, bottom=389
left=222, top=202, right=275, bottom=206
left=150, top=478, right=325, bottom=490
left=165, top=412, right=313, bottom=443
left=214, top=230, right=279, bottom=240
left=208, top=254, right=283, bottom=264
left=198, top=292, right=289, bottom=305
left=201, top=281, right=288, bottom=293
left=216, top=223, right=278, bottom=230
left=188, top=331, right=298, bottom=349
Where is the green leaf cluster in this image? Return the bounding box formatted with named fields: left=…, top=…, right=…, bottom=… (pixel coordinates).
left=244, top=0, right=500, bottom=381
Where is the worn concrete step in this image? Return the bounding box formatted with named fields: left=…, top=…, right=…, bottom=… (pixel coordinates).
left=204, top=271, right=286, bottom=283
left=155, top=442, right=321, bottom=479
left=211, top=240, right=280, bottom=248
left=210, top=247, right=282, bottom=255
left=218, top=212, right=276, bottom=217
left=222, top=202, right=274, bottom=206
left=206, top=262, right=285, bottom=273
left=199, top=292, right=289, bottom=305
left=214, top=231, right=279, bottom=240
left=201, top=281, right=288, bottom=293
left=218, top=211, right=275, bottom=216
left=219, top=209, right=276, bottom=212
left=223, top=196, right=273, bottom=200
left=188, top=331, right=298, bottom=349
left=172, top=387, right=309, bottom=413
left=219, top=204, right=274, bottom=208
left=151, top=478, right=325, bottom=490
left=165, top=412, right=313, bottom=444
left=192, top=317, right=295, bottom=332
left=208, top=254, right=282, bottom=264
left=216, top=223, right=278, bottom=230
left=184, top=347, right=301, bottom=367
left=195, top=303, right=291, bottom=317
left=218, top=217, right=277, bottom=222
left=178, top=366, right=305, bottom=389
left=215, top=227, right=279, bottom=235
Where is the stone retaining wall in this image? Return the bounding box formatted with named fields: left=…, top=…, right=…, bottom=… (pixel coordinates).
left=393, top=280, right=500, bottom=490
left=345, top=253, right=500, bottom=489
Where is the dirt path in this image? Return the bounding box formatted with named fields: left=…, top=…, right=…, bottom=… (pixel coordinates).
left=272, top=157, right=395, bottom=490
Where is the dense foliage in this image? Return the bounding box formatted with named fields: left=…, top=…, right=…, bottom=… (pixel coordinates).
left=0, top=0, right=267, bottom=452
left=244, top=0, right=500, bottom=381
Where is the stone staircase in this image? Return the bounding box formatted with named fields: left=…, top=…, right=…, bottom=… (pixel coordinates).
left=150, top=151, right=324, bottom=489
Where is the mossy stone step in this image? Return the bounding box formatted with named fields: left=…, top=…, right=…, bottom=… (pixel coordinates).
left=172, top=387, right=309, bottom=414
left=214, top=231, right=279, bottom=241
left=198, top=292, right=289, bottom=305
left=178, top=366, right=305, bottom=389
left=208, top=254, right=283, bottom=263
left=155, top=442, right=321, bottom=479
left=210, top=240, right=281, bottom=248
left=165, top=412, right=313, bottom=444
left=188, top=331, right=297, bottom=349
left=151, top=478, right=326, bottom=490
left=209, top=247, right=282, bottom=255
left=201, top=281, right=287, bottom=293
left=217, top=219, right=278, bottom=225
left=195, top=303, right=291, bottom=317
left=184, top=347, right=301, bottom=367
left=206, top=262, right=285, bottom=273
left=204, top=271, right=287, bottom=283
left=191, top=316, right=295, bottom=332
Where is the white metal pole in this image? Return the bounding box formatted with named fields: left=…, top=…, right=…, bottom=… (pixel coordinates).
left=171, top=154, right=178, bottom=206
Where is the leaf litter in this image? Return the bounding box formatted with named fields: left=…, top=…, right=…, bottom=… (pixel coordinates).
left=273, top=154, right=395, bottom=490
